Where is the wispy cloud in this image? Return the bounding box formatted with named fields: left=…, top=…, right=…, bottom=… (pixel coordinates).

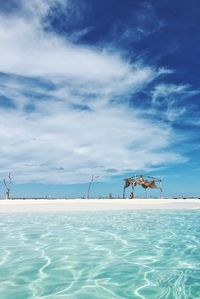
left=0, top=97, right=183, bottom=183
left=151, top=83, right=198, bottom=121
left=0, top=0, right=186, bottom=184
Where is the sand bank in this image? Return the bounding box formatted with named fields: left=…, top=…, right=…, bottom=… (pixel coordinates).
left=0, top=199, right=200, bottom=213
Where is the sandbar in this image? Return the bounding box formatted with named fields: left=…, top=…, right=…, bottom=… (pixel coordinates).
left=0, top=199, right=200, bottom=213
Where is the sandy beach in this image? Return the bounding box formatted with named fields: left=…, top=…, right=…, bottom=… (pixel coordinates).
left=0, top=199, right=200, bottom=213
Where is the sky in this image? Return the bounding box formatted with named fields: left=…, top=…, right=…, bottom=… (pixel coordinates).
left=0, top=0, right=199, bottom=198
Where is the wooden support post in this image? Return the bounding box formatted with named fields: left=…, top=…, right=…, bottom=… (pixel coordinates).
left=160, top=180, right=163, bottom=199
left=123, top=187, right=126, bottom=199
left=131, top=184, right=135, bottom=199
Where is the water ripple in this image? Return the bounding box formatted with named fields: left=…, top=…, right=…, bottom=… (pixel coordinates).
left=0, top=211, right=200, bottom=298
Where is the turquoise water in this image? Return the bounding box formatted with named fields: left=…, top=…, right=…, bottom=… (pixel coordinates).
left=0, top=211, right=200, bottom=299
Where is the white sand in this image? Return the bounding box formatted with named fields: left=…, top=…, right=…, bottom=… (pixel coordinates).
left=0, top=199, right=200, bottom=213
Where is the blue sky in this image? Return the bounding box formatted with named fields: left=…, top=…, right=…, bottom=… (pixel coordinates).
left=0, top=0, right=199, bottom=198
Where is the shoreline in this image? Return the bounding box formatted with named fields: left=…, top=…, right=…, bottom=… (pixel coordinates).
left=0, top=199, right=200, bottom=213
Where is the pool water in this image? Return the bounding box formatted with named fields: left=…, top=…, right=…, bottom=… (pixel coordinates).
left=0, top=210, right=200, bottom=298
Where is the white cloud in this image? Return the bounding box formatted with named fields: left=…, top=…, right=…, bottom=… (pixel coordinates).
left=152, top=83, right=191, bottom=102
left=0, top=15, right=157, bottom=92
left=0, top=100, right=183, bottom=184
left=0, top=0, right=185, bottom=184
left=151, top=83, right=198, bottom=121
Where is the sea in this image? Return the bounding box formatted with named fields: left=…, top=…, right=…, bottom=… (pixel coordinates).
left=0, top=210, right=200, bottom=298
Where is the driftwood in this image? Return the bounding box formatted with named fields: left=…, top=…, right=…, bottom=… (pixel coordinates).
left=3, top=173, right=12, bottom=200
left=123, top=175, right=162, bottom=199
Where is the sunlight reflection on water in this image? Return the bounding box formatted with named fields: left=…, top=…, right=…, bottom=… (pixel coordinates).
left=0, top=210, right=200, bottom=299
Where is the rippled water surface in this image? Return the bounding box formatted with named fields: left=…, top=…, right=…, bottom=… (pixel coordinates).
left=0, top=210, right=200, bottom=299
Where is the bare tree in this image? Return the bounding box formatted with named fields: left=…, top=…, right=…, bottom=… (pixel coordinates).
left=3, top=173, right=12, bottom=200
left=87, top=175, right=99, bottom=199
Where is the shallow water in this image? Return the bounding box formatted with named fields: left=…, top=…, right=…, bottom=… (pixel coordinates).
left=0, top=210, right=200, bottom=299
